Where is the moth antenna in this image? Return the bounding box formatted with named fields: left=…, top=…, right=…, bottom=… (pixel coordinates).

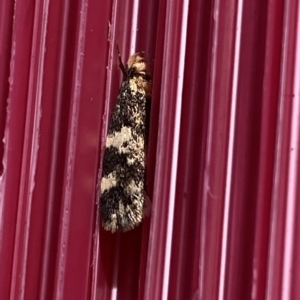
left=116, top=44, right=127, bottom=78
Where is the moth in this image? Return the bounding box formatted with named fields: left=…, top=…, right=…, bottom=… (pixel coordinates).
left=100, top=48, right=152, bottom=233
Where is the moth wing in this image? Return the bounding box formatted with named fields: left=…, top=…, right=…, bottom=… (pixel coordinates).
left=100, top=85, right=148, bottom=232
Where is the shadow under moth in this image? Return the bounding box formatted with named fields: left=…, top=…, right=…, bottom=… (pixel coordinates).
left=100, top=48, right=152, bottom=233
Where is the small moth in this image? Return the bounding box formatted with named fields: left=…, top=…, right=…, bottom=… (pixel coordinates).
left=100, top=47, right=152, bottom=233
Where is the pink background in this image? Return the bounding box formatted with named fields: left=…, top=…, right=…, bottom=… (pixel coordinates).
left=0, top=0, right=299, bottom=299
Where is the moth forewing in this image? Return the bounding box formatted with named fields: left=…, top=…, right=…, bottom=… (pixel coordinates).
left=100, top=51, right=152, bottom=233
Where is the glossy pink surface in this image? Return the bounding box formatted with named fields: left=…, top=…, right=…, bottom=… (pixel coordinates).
left=0, top=0, right=299, bottom=299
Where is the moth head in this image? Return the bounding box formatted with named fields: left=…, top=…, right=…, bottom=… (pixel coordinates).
left=126, top=52, right=150, bottom=78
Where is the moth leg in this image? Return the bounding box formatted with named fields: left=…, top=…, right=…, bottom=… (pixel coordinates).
left=143, top=192, right=151, bottom=217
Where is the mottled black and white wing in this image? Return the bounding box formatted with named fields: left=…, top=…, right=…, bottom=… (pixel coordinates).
left=100, top=51, right=152, bottom=233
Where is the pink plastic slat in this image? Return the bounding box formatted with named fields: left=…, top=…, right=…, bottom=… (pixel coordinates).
left=0, top=0, right=299, bottom=299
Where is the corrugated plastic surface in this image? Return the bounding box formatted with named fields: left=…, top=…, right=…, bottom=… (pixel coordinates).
left=0, top=0, right=299, bottom=299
